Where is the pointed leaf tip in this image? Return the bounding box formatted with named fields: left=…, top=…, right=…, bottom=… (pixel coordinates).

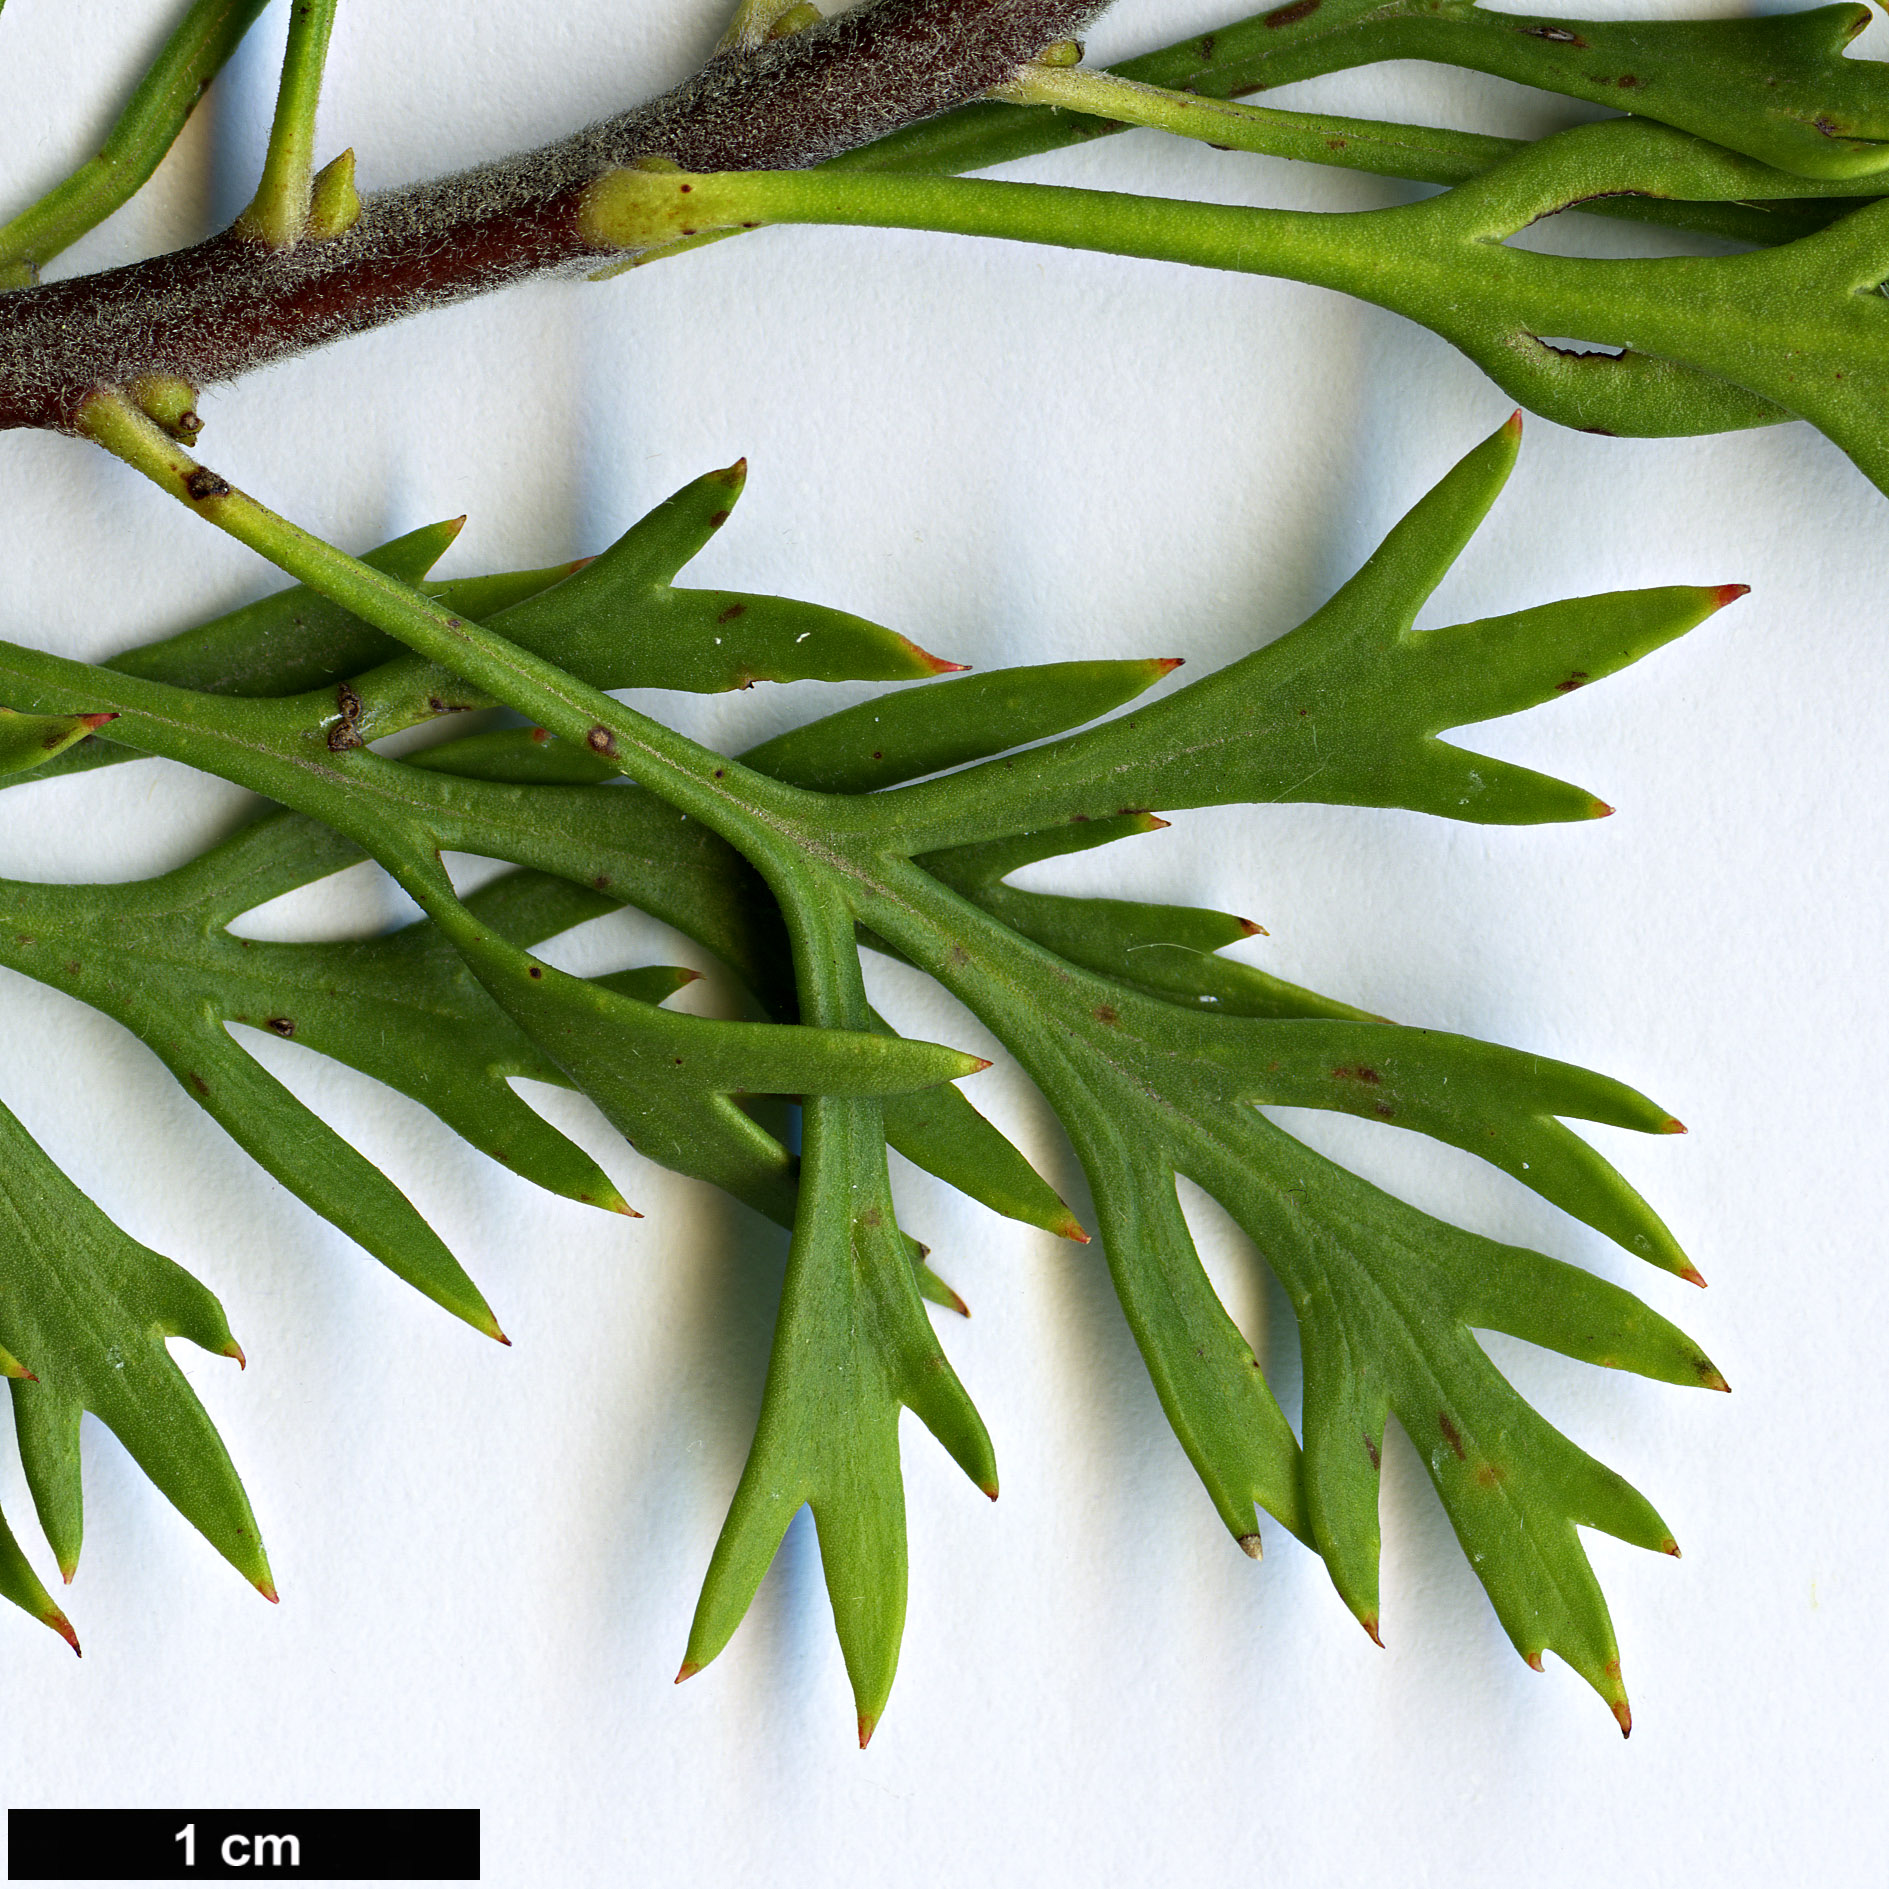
left=1525, top=1651, right=1545, bottom=1673
left=222, top=1340, right=246, bottom=1370
left=1052, top=1209, right=1092, bottom=1245
left=1711, top=584, right=1750, bottom=610
left=1681, top=1263, right=1709, bottom=1290
left=983, top=1483, right=999, bottom=1502
left=1502, top=409, right=1524, bottom=440
left=675, top=1660, right=702, bottom=1685
left=1154, top=658, right=1185, bottom=675
left=1237, top=918, right=1268, bottom=938
left=46, top=1609, right=79, bottom=1656
left=1588, top=798, right=1615, bottom=819
left=256, top=1575, right=280, bottom=1605
left=1612, top=1699, right=1633, bottom=1739
left=1361, top=1615, right=1383, bottom=1648
left=712, top=459, right=748, bottom=491
left=78, top=714, right=117, bottom=731
left=858, top=1712, right=878, bottom=1750
left=1661, top=1538, right=1681, bottom=1559
left=914, top=646, right=972, bottom=676
left=1237, top=1532, right=1263, bottom=1561
left=1660, top=1117, right=1688, bottom=1135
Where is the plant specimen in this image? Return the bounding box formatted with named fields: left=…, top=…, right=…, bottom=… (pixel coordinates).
left=10, top=0, right=1865, bottom=1741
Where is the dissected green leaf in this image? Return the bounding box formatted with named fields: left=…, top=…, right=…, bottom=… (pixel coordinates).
left=0, top=1097, right=268, bottom=1598
left=212, top=417, right=1722, bottom=1731
left=599, top=114, right=1889, bottom=499
left=0, top=418, right=1727, bottom=1734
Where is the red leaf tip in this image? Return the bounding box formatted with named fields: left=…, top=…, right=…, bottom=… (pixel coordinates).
left=1588, top=798, right=1615, bottom=819
left=914, top=646, right=972, bottom=676
left=981, top=1481, right=999, bottom=1502
left=858, top=1712, right=878, bottom=1750
left=1710, top=583, right=1750, bottom=610
left=1052, top=1210, right=1092, bottom=1245
left=1153, top=657, right=1186, bottom=676
left=223, top=1341, right=247, bottom=1370
left=1680, top=1263, right=1709, bottom=1290
left=1525, top=1651, right=1544, bottom=1673
left=1237, top=1532, right=1263, bottom=1562
left=255, top=1575, right=280, bottom=1605
left=675, top=1660, right=702, bottom=1685
left=1237, top=917, right=1268, bottom=938
left=946, top=1290, right=971, bottom=1319
left=1661, top=1538, right=1681, bottom=1559
left=1612, top=1699, right=1633, bottom=1739
left=712, top=458, right=748, bottom=490
left=1361, top=1615, right=1383, bottom=1648
left=1659, top=1116, right=1688, bottom=1135
left=78, top=713, right=118, bottom=730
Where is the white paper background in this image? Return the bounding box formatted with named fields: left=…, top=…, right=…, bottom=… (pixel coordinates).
left=0, top=0, right=1881, bottom=1881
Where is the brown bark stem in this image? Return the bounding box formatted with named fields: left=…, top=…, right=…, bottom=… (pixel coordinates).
left=0, top=0, right=1107, bottom=432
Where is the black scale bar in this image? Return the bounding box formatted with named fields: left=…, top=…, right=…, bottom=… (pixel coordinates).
left=7, top=1810, right=478, bottom=1881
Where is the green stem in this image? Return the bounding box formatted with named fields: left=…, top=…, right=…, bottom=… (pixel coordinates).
left=0, top=0, right=270, bottom=288
left=235, top=0, right=339, bottom=249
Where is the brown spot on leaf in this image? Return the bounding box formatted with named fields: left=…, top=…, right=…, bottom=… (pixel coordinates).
left=1617, top=73, right=1641, bottom=88
left=709, top=509, right=731, bottom=528
left=1093, top=1005, right=1119, bottom=1025
left=1523, top=23, right=1585, bottom=43
left=190, top=1073, right=210, bottom=1096
left=328, top=683, right=364, bottom=752
left=1198, top=32, right=1216, bottom=57
left=182, top=467, right=230, bottom=502
left=1263, top=0, right=1320, bottom=24
left=717, top=603, right=746, bottom=624
left=1476, top=1462, right=1504, bottom=1488
left=528, top=966, right=544, bottom=979
left=593, top=875, right=611, bottom=890
left=266, top=1017, right=295, bottom=1038
left=586, top=725, right=619, bottom=759
left=1554, top=671, right=1590, bottom=693
left=1438, top=1411, right=1466, bottom=1458
left=1364, top=1434, right=1381, bottom=1471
